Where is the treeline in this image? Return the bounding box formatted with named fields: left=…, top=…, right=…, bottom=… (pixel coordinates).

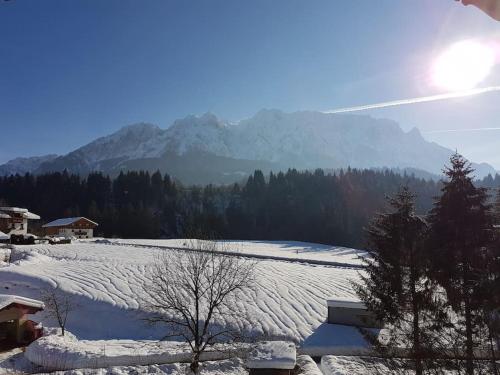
left=0, top=166, right=499, bottom=247
left=357, top=154, right=500, bottom=374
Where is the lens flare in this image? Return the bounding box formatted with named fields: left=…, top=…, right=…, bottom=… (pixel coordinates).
left=431, top=40, right=495, bottom=91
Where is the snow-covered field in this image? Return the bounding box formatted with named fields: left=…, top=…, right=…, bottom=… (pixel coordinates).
left=0, top=239, right=367, bottom=373
left=100, top=239, right=367, bottom=267
left=1, top=240, right=363, bottom=342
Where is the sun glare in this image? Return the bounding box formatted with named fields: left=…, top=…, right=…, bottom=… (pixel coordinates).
left=431, top=40, right=495, bottom=92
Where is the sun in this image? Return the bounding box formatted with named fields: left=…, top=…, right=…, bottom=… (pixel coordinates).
left=431, top=40, right=495, bottom=91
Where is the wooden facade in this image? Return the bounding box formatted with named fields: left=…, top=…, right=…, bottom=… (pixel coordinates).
left=0, top=295, right=44, bottom=348
left=43, top=217, right=98, bottom=239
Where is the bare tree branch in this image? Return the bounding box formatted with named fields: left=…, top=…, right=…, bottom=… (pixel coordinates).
left=141, top=239, right=256, bottom=374
left=41, top=287, right=77, bottom=337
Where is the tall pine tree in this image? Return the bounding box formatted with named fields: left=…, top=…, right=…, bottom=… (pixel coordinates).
left=356, top=187, right=440, bottom=374
left=494, top=188, right=500, bottom=225
left=428, top=153, right=493, bottom=375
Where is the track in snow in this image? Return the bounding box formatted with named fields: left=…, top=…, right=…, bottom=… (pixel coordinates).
left=0, top=242, right=363, bottom=342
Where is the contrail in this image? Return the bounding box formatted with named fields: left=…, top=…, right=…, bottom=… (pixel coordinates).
left=424, top=127, right=500, bottom=134
left=324, top=85, right=500, bottom=114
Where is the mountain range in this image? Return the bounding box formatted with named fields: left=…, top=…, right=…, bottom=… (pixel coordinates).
left=1, top=109, right=497, bottom=184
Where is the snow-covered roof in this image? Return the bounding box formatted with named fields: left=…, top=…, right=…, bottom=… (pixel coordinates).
left=0, top=230, right=8, bottom=240
left=327, top=297, right=366, bottom=309
left=0, top=294, right=45, bottom=311
left=0, top=207, right=40, bottom=220
left=23, top=212, right=41, bottom=220
left=247, top=341, right=296, bottom=369
left=43, top=217, right=98, bottom=228
left=0, top=207, right=28, bottom=213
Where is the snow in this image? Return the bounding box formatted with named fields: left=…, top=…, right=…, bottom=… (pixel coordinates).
left=100, top=239, right=367, bottom=268
left=77, top=123, right=167, bottom=165
left=326, top=297, right=366, bottom=309
left=0, top=207, right=40, bottom=220
left=296, top=355, right=322, bottom=375
left=320, top=356, right=459, bottom=375
left=0, top=231, right=8, bottom=240
left=0, top=293, right=44, bottom=311
left=7, top=110, right=488, bottom=181
left=2, top=348, right=246, bottom=375
left=25, top=333, right=248, bottom=371
left=0, top=240, right=374, bottom=373
left=37, top=358, right=247, bottom=375
left=0, top=242, right=363, bottom=343
left=0, top=207, right=28, bottom=213
left=0, top=247, right=10, bottom=263
left=321, top=355, right=392, bottom=375
left=247, top=341, right=296, bottom=369
left=23, top=212, right=41, bottom=220
left=0, top=154, right=58, bottom=177
left=300, top=323, right=375, bottom=357
left=43, top=217, right=97, bottom=228
left=0, top=347, right=40, bottom=375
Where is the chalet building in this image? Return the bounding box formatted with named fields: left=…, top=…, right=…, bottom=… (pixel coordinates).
left=326, top=297, right=382, bottom=328
left=0, top=294, right=44, bottom=347
left=0, top=207, right=40, bottom=237
left=43, top=217, right=98, bottom=239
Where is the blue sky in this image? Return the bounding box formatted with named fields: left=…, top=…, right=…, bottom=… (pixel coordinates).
left=1, top=0, right=499, bottom=168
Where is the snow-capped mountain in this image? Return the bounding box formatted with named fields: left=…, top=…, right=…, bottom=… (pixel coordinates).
left=33, top=123, right=168, bottom=175
left=0, top=154, right=58, bottom=176
left=1, top=110, right=497, bottom=184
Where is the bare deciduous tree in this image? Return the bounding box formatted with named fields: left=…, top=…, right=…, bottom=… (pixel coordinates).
left=42, top=287, right=76, bottom=336
left=142, top=239, right=256, bottom=374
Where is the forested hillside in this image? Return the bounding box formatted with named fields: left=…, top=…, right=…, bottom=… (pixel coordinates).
left=1, top=168, right=499, bottom=247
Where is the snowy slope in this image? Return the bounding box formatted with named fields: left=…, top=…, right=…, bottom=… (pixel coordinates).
left=0, top=154, right=58, bottom=176
left=35, top=123, right=168, bottom=174
left=163, top=113, right=234, bottom=156
left=0, top=242, right=362, bottom=343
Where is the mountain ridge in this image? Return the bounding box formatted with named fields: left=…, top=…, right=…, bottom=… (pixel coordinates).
left=1, top=110, right=497, bottom=184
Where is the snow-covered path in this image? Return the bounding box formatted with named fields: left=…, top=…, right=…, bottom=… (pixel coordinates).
left=0, top=241, right=363, bottom=343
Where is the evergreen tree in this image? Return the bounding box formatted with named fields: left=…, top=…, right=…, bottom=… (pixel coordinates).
left=0, top=166, right=498, bottom=247
left=356, top=187, right=440, bottom=374
left=494, top=188, right=500, bottom=225
left=428, top=153, right=494, bottom=375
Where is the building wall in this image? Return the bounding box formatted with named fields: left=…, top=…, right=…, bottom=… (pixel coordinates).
left=0, top=306, right=24, bottom=322
left=0, top=218, right=9, bottom=233
left=327, top=306, right=381, bottom=328
left=58, top=228, right=94, bottom=239
left=0, top=217, right=28, bottom=235
left=45, top=218, right=97, bottom=239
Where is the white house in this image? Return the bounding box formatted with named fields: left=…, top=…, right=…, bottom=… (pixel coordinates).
left=43, top=217, right=98, bottom=239
left=0, top=207, right=41, bottom=236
